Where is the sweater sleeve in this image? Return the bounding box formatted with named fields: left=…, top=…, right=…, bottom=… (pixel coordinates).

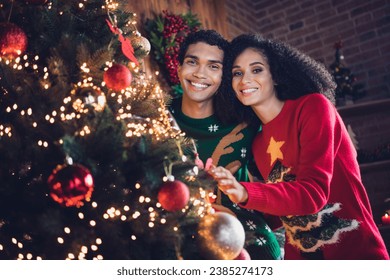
left=240, top=94, right=337, bottom=216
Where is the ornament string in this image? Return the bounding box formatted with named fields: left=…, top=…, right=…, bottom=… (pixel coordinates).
left=8, top=0, right=14, bottom=22
left=105, top=9, right=138, bottom=65
left=163, top=157, right=174, bottom=181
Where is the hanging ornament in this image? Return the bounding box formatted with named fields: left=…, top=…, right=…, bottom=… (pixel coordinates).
left=105, top=19, right=138, bottom=65
left=104, top=64, right=132, bottom=91
left=197, top=212, right=245, bottom=260
left=158, top=179, right=190, bottom=212
left=71, top=83, right=106, bottom=113
left=0, top=22, right=28, bottom=59
left=47, top=164, right=94, bottom=207
left=132, top=35, right=151, bottom=56
left=234, top=248, right=251, bottom=260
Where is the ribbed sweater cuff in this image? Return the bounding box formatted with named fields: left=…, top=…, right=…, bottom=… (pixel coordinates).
left=239, top=182, right=268, bottom=212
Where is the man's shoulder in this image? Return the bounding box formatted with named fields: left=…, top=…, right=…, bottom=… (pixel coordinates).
left=168, top=97, right=182, bottom=112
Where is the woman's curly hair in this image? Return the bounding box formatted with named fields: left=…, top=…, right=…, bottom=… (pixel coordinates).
left=215, top=33, right=336, bottom=125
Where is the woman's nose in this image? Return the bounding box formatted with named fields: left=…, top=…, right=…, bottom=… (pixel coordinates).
left=240, top=71, right=252, bottom=84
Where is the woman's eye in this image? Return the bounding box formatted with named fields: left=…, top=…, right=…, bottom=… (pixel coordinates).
left=253, top=68, right=263, bottom=73
left=232, top=71, right=242, bottom=77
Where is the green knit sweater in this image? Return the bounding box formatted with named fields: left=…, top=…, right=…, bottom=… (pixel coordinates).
left=170, top=98, right=281, bottom=260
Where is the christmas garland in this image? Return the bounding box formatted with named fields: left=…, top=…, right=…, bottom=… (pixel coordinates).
left=145, top=10, right=201, bottom=96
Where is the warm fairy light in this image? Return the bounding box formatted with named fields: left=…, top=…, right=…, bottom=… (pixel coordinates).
left=135, top=183, right=141, bottom=189
left=123, top=205, right=130, bottom=211
left=57, top=237, right=64, bottom=244
left=67, top=253, right=75, bottom=259
left=96, top=238, right=102, bottom=245
left=78, top=252, right=86, bottom=260
left=132, top=211, right=140, bottom=219
left=92, top=201, right=97, bottom=207
left=139, top=196, right=145, bottom=203
left=148, top=222, right=154, bottom=228
left=121, top=215, right=126, bottom=221
left=131, top=235, right=136, bottom=240
left=17, top=242, right=23, bottom=249
left=173, top=227, right=178, bottom=231
left=160, top=218, right=166, bottom=224
left=91, top=245, right=98, bottom=251
left=0, top=244, right=3, bottom=250
left=78, top=212, right=85, bottom=219
left=17, top=254, right=23, bottom=260
left=81, top=246, right=88, bottom=254
left=64, top=227, right=71, bottom=234
left=27, top=253, right=33, bottom=260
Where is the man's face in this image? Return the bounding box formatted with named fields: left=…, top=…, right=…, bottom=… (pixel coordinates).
left=178, top=42, right=224, bottom=104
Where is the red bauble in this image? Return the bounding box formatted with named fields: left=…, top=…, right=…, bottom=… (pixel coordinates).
left=0, top=22, right=28, bottom=59
left=47, top=164, right=94, bottom=207
left=103, top=64, right=132, bottom=91
left=157, top=180, right=190, bottom=212
left=234, top=248, right=251, bottom=260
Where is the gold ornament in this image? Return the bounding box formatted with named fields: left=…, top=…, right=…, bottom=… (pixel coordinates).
left=132, top=36, right=151, bottom=55
left=197, top=212, right=245, bottom=260
left=71, top=84, right=106, bottom=113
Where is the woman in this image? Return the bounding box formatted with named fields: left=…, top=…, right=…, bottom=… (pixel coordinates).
left=211, top=34, right=389, bottom=260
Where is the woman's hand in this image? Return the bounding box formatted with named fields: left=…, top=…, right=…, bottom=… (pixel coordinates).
left=209, top=166, right=249, bottom=205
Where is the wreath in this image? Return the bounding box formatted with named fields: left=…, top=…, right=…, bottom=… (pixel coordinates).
left=145, top=10, right=201, bottom=96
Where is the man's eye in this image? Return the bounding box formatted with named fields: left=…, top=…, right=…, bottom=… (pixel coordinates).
left=210, top=64, right=220, bottom=70
left=185, top=59, right=196, bottom=65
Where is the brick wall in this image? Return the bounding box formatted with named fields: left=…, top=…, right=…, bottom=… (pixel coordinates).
left=225, top=0, right=390, bottom=100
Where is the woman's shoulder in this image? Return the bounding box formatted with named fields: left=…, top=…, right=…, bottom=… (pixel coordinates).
left=295, top=93, right=333, bottom=109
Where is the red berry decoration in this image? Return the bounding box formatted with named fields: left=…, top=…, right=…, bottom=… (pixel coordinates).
left=103, top=64, right=132, bottom=91
left=234, top=248, right=251, bottom=260
left=0, top=22, right=28, bottom=59
left=47, top=164, right=94, bottom=207
left=157, top=180, right=190, bottom=212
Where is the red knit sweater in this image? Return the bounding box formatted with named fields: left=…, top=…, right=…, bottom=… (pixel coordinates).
left=240, top=93, right=389, bottom=260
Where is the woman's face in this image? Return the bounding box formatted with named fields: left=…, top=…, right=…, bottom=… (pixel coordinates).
left=231, top=48, right=277, bottom=107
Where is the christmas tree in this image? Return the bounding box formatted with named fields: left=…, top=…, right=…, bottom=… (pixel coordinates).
left=329, top=40, right=365, bottom=106
left=0, top=0, right=245, bottom=260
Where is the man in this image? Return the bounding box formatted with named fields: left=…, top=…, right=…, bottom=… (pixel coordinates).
left=169, top=30, right=281, bottom=260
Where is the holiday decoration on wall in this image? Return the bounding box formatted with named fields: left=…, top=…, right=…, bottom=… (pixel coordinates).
left=329, top=40, right=365, bottom=107
left=0, top=0, right=219, bottom=260
left=145, top=10, right=201, bottom=97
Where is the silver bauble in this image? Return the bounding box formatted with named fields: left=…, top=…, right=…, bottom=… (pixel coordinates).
left=197, top=212, right=245, bottom=260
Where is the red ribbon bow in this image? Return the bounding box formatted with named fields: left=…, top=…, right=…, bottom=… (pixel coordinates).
left=106, top=19, right=139, bottom=65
